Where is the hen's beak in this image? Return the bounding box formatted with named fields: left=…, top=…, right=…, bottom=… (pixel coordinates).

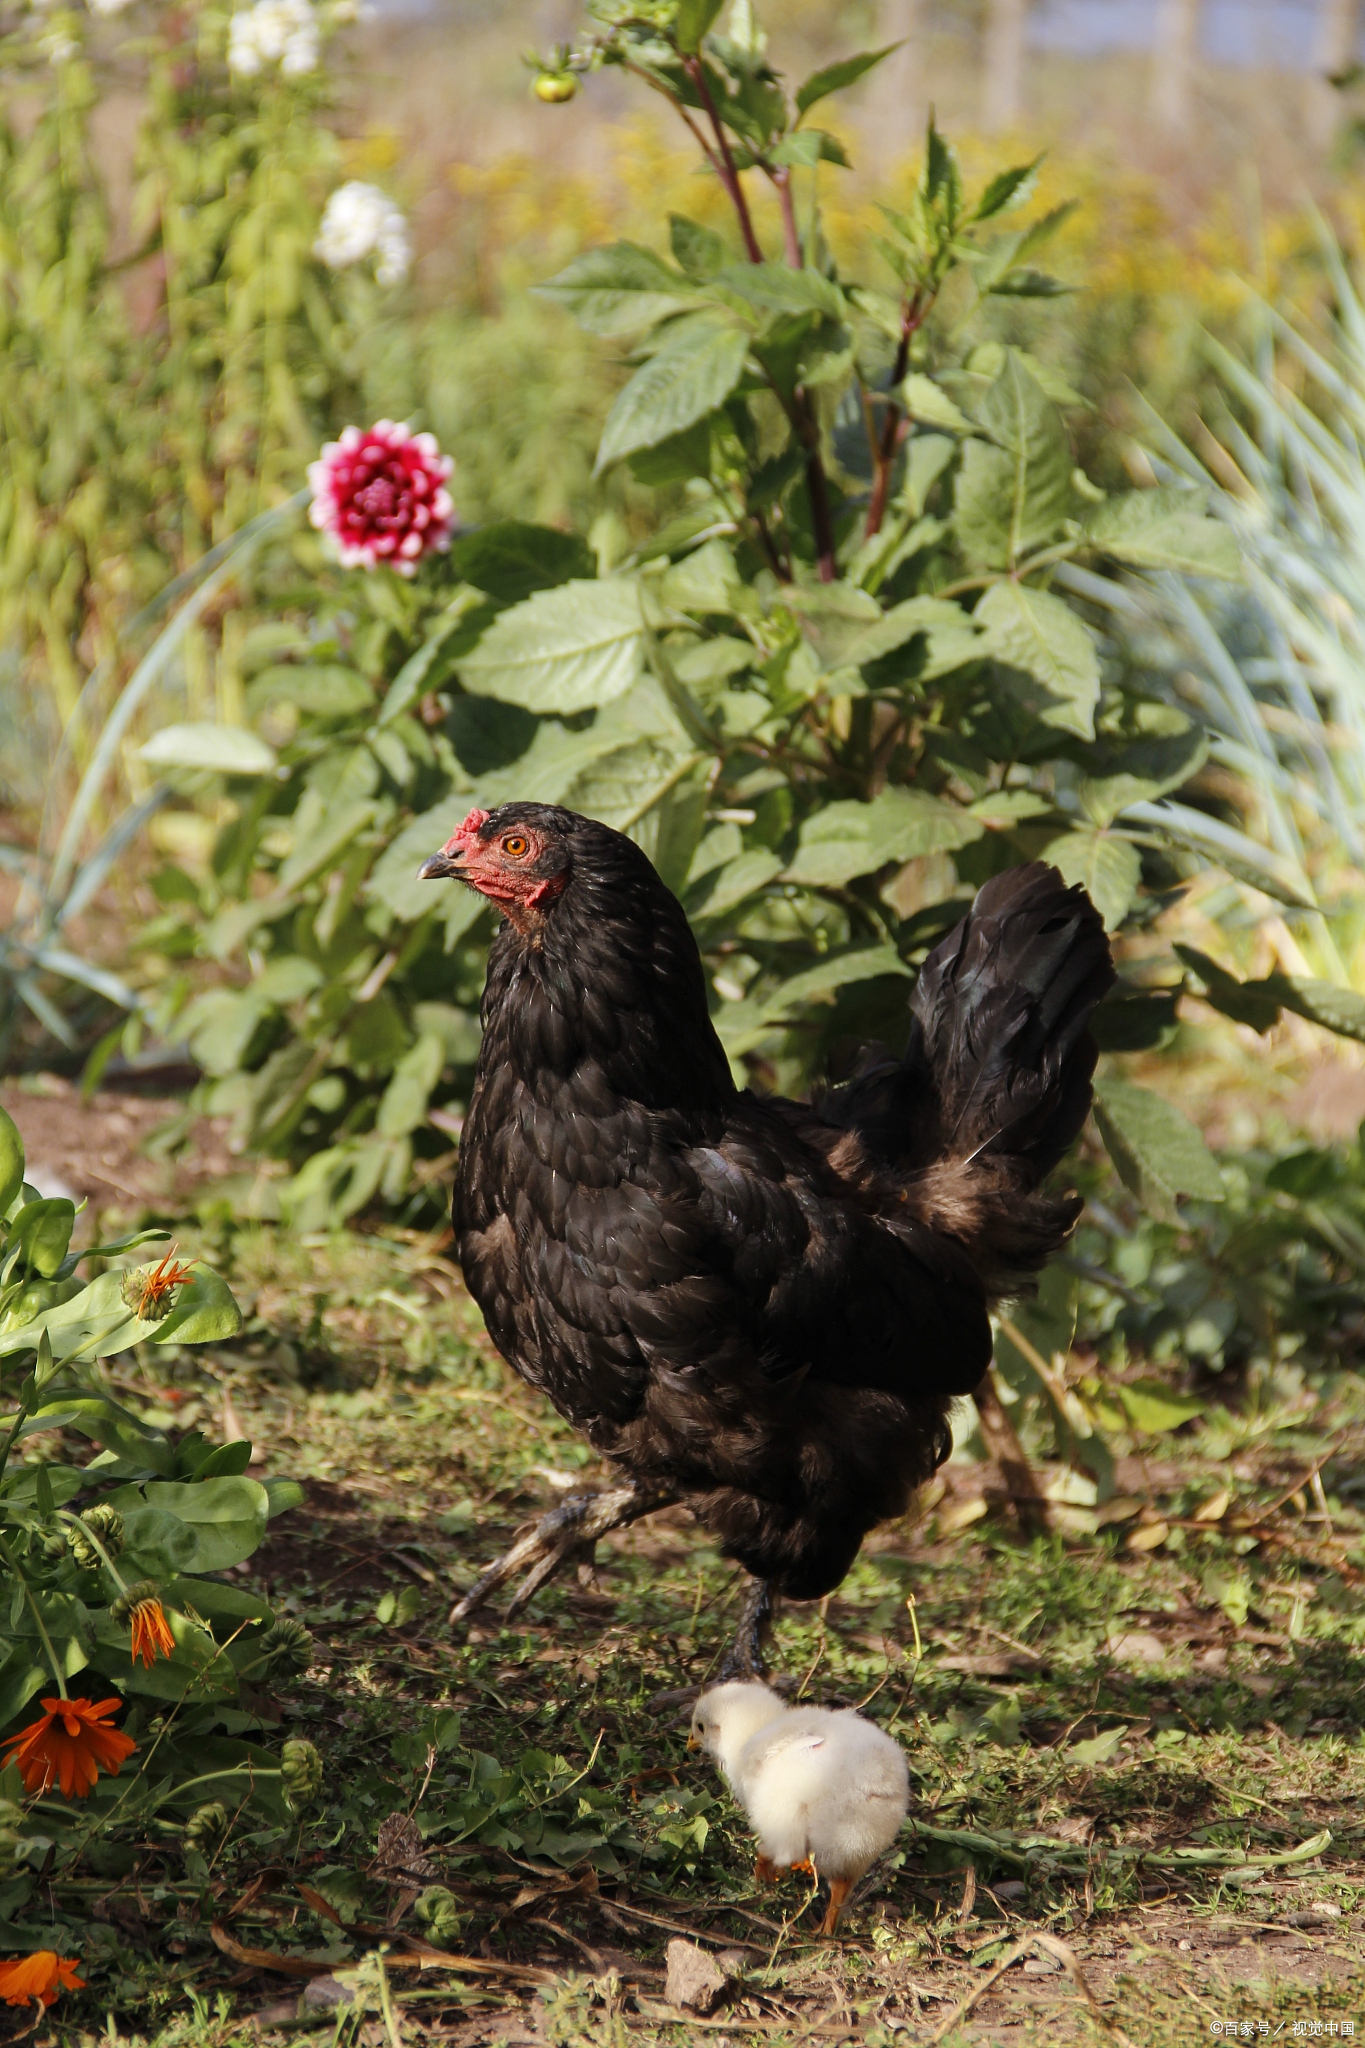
left=417, top=845, right=466, bottom=882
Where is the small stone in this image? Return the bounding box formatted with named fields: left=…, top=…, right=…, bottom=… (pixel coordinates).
left=1281, top=1903, right=1342, bottom=1926
left=664, top=1937, right=728, bottom=2015
left=1023, top=1953, right=1062, bottom=1975
left=993, top=1880, right=1026, bottom=1902
left=303, top=1976, right=355, bottom=2010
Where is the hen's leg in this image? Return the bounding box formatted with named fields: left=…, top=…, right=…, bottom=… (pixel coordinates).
left=717, top=1576, right=776, bottom=1680
left=818, top=1877, right=854, bottom=1936
left=449, top=1481, right=676, bottom=1625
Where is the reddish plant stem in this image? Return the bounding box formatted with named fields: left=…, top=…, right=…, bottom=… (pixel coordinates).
left=684, top=55, right=764, bottom=264
left=752, top=508, right=791, bottom=583
left=800, top=416, right=838, bottom=583
left=864, top=289, right=930, bottom=541
left=770, top=166, right=801, bottom=267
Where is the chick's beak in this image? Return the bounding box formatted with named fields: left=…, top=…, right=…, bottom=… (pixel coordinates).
left=686, top=1732, right=700, bottom=1751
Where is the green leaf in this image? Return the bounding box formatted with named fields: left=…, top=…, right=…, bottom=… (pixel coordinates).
left=0, top=1260, right=240, bottom=1362
left=902, top=374, right=973, bottom=435
left=687, top=847, right=783, bottom=919
left=9, top=1197, right=75, bottom=1278
left=973, top=158, right=1042, bottom=221
left=1175, top=948, right=1289, bottom=1031
left=1080, top=727, right=1209, bottom=827
left=974, top=582, right=1100, bottom=740
left=795, top=44, right=898, bottom=115
left=1092, top=1078, right=1225, bottom=1225
left=675, top=0, right=725, bottom=53
left=537, top=242, right=697, bottom=337
left=0, top=1107, right=24, bottom=1215
left=718, top=262, right=845, bottom=321
left=669, top=214, right=725, bottom=281
left=446, top=523, right=596, bottom=606
left=1124, top=800, right=1318, bottom=910
left=769, top=130, right=851, bottom=169
left=783, top=787, right=984, bottom=888
left=245, top=665, right=374, bottom=721
left=1176, top=946, right=1365, bottom=1045
left=111, top=1477, right=271, bottom=1572
left=377, top=1033, right=446, bottom=1141
left=1278, top=976, right=1365, bottom=1044
left=1041, top=828, right=1141, bottom=931
left=1068, top=1725, right=1127, bottom=1767
left=761, top=944, right=910, bottom=1021
left=596, top=317, right=750, bottom=474
left=459, top=578, right=646, bottom=713
left=1085, top=487, right=1241, bottom=579
left=138, top=723, right=277, bottom=775
left=953, top=353, right=1077, bottom=569
left=1117, top=1380, right=1208, bottom=1435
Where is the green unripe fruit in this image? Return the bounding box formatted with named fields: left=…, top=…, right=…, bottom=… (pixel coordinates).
left=185, top=1801, right=229, bottom=1856
left=67, top=1503, right=125, bottom=1570
left=281, top=1737, right=323, bottom=1807
left=258, top=1618, right=314, bottom=1678
left=534, top=73, right=577, bottom=102
left=414, top=1886, right=463, bottom=1945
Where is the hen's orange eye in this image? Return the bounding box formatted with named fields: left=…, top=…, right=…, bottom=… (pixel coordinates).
left=502, top=834, right=529, bottom=857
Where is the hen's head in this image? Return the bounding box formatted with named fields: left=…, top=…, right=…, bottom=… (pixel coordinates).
left=418, top=802, right=575, bottom=928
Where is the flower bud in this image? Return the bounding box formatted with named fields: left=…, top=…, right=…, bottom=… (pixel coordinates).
left=184, top=1802, right=229, bottom=1856
left=414, top=1886, right=463, bottom=1945
left=534, top=72, right=577, bottom=101
left=111, top=1577, right=160, bottom=1623
left=66, top=1504, right=124, bottom=1570
left=258, top=1618, right=314, bottom=1679
left=281, top=1737, right=323, bottom=1807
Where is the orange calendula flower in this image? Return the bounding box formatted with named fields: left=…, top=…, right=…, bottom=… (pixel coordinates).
left=121, top=1244, right=195, bottom=1323
left=0, top=1697, right=136, bottom=1798
left=128, top=1595, right=175, bottom=1669
left=0, top=1951, right=84, bottom=2007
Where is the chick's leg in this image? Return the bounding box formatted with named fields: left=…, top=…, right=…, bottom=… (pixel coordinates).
left=449, top=1481, right=676, bottom=1625
left=717, top=1575, right=777, bottom=1680
left=818, top=1878, right=854, bottom=1936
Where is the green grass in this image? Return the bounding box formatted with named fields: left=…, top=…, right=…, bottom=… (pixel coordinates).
left=18, top=1219, right=1365, bottom=2045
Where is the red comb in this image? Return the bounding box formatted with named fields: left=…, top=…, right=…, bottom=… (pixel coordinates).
left=444, top=807, right=490, bottom=854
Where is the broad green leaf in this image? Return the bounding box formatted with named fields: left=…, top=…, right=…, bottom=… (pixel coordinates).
left=902, top=374, right=973, bottom=435
left=1067, top=1725, right=1127, bottom=1767
left=837, top=596, right=981, bottom=682
left=1117, top=1380, right=1208, bottom=1435
left=9, top=1197, right=75, bottom=1278
left=761, top=944, right=910, bottom=1021
left=975, top=582, right=1100, bottom=739
left=1092, top=1078, right=1225, bottom=1225
left=1174, top=946, right=1283, bottom=1033
left=769, top=130, right=850, bottom=170
left=139, top=723, right=277, bottom=775
left=1202, top=1567, right=1250, bottom=1627
left=111, top=1477, right=271, bottom=1572
left=675, top=0, right=725, bottom=52
left=377, top=1033, right=446, bottom=1140
left=1177, top=947, right=1365, bottom=1046
left=687, top=847, right=784, bottom=919
left=0, top=1260, right=240, bottom=1361
left=277, top=799, right=376, bottom=895
left=446, top=522, right=595, bottom=606
left=1042, top=828, right=1141, bottom=931
left=1278, top=976, right=1365, bottom=1045
left=952, top=356, right=1078, bottom=568
left=716, top=262, right=846, bottom=321
left=1085, top=487, right=1240, bottom=579
left=1080, top=727, right=1209, bottom=827
left=784, top=786, right=984, bottom=888
left=245, top=664, right=374, bottom=720
left=596, top=318, right=749, bottom=474
left=961, top=342, right=1085, bottom=409
left=459, top=578, right=646, bottom=713
left=795, top=44, right=898, bottom=114
left=0, top=1107, right=24, bottom=1214
left=118, top=1503, right=201, bottom=1575
left=656, top=537, right=742, bottom=617
left=537, top=242, right=697, bottom=336
left=670, top=213, right=725, bottom=281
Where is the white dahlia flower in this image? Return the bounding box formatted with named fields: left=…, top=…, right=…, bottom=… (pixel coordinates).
left=314, top=182, right=411, bottom=288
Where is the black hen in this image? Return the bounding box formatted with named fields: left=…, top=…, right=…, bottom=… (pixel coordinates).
left=419, top=802, right=1113, bottom=1664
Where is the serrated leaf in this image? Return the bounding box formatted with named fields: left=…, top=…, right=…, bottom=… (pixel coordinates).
left=596, top=317, right=749, bottom=474
left=795, top=43, right=898, bottom=115
left=446, top=523, right=595, bottom=606
left=954, top=355, right=1076, bottom=569
left=687, top=847, right=783, bottom=919
left=675, top=0, right=725, bottom=52
left=1279, top=975, right=1365, bottom=1044
left=1093, top=1078, right=1225, bottom=1225
left=1081, top=727, right=1209, bottom=827
left=669, top=213, right=725, bottom=281
left=1085, top=487, right=1241, bottom=579
left=975, top=582, right=1100, bottom=739
left=717, top=262, right=846, bottom=320
left=902, top=374, right=973, bottom=435
left=761, top=944, right=910, bottom=1021
left=537, top=242, right=697, bottom=337
left=459, top=578, right=645, bottom=713
left=972, top=157, right=1042, bottom=221
left=1067, top=1725, right=1127, bottom=1767
left=139, top=724, right=277, bottom=775
left=769, top=130, right=851, bottom=169
left=1118, top=1380, right=1208, bottom=1435
left=1042, top=828, right=1141, bottom=931
left=783, top=786, right=984, bottom=888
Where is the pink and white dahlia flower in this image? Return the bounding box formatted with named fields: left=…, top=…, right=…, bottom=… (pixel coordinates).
left=307, top=421, right=454, bottom=576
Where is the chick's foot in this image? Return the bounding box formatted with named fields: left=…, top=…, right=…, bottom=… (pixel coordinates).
left=449, top=1481, right=676, bottom=1625
left=818, top=1877, right=854, bottom=1936
left=717, top=1576, right=777, bottom=1680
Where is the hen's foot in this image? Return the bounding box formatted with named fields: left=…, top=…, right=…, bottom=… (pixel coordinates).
left=817, top=1877, right=854, bottom=1937
left=753, top=1855, right=779, bottom=1886
left=449, top=1481, right=675, bottom=1625
left=717, top=1576, right=777, bottom=1681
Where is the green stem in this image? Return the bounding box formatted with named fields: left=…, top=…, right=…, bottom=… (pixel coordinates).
left=53, top=1510, right=129, bottom=1596
left=0, top=1530, right=68, bottom=1699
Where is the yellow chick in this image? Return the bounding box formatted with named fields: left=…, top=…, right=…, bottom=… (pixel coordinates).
left=689, top=1680, right=909, bottom=1933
